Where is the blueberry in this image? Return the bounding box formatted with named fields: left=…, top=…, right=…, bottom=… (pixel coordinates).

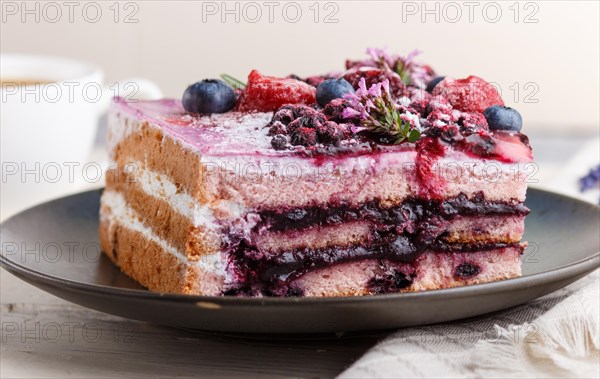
left=182, top=79, right=236, bottom=114
left=271, top=135, right=289, bottom=150
left=316, top=78, right=355, bottom=107
left=425, top=76, right=445, bottom=93
left=483, top=105, right=523, bottom=132
left=454, top=263, right=480, bottom=279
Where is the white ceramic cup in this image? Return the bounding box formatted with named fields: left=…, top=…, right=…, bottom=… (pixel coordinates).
left=0, top=54, right=162, bottom=219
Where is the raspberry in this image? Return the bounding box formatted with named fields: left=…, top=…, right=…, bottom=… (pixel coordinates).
left=291, top=127, right=317, bottom=147
left=235, top=70, right=316, bottom=112
left=286, top=114, right=324, bottom=134
left=322, top=98, right=351, bottom=122
left=271, top=135, right=289, bottom=150
left=432, top=76, right=504, bottom=113
left=316, top=121, right=345, bottom=145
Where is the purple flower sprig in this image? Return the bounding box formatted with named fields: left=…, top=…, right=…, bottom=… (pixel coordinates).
left=366, top=47, right=421, bottom=85
left=579, top=164, right=600, bottom=192
left=343, top=78, right=420, bottom=144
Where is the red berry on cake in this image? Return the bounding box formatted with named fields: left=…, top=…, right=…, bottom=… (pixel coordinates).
left=235, top=70, right=316, bottom=112
left=432, top=76, right=504, bottom=113
left=290, top=126, right=318, bottom=147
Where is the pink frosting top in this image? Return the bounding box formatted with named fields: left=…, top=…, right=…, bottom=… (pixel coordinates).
left=112, top=97, right=533, bottom=163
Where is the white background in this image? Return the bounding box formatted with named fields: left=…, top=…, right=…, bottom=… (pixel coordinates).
left=2, top=0, right=599, bottom=133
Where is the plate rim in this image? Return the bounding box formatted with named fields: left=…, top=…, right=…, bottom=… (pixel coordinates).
left=1, top=187, right=599, bottom=306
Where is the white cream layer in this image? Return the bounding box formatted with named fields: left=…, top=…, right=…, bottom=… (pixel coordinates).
left=101, top=190, right=225, bottom=276
left=134, top=161, right=217, bottom=227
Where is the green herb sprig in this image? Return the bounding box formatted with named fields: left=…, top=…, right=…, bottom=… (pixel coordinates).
left=220, top=74, right=246, bottom=90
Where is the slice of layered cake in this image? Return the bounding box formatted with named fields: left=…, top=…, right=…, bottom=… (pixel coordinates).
left=99, top=48, right=533, bottom=297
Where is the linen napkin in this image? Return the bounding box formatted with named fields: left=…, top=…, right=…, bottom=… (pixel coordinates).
left=340, top=270, right=599, bottom=378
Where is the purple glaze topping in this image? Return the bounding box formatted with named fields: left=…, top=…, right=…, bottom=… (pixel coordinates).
left=113, top=96, right=532, bottom=165
left=112, top=97, right=411, bottom=159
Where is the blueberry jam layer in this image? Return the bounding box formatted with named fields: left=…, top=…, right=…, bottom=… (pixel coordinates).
left=255, top=192, right=529, bottom=233
left=225, top=232, right=522, bottom=296
left=224, top=192, right=528, bottom=296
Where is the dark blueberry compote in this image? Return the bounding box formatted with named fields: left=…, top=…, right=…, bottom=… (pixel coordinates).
left=222, top=193, right=527, bottom=296
left=228, top=234, right=420, bottom=295
left=255, top=193, right=529, bottom=233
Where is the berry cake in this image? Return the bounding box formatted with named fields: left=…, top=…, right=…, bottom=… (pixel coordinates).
left=99, top=48, right=533, bottom=297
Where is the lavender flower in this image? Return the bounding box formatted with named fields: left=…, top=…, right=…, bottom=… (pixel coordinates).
left=343, top=78, right=421, bottom=144
left=366, top=47, right=396, bottom=69
left=365, top=47, right=423, bottom=86
left=579, top=164, right=600, bottom=204
left=580, top=165, right=600, bottom=192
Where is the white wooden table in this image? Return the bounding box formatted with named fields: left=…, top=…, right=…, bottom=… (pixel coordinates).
left=1, top=135, right=597, bottom=378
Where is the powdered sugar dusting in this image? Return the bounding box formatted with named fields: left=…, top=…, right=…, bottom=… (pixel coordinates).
left=113, top=97, right=275, bottom=156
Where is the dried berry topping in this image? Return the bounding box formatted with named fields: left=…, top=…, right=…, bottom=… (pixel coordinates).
left=291, top=127, right=318, bottom=147
left=271, top=107, right=296, bottom=125
left=266, top=103, right=359, bottom=150
left=322, top=98, right=352, bottom=122
left=458, top=112, right=489, bottom=132
left=270, top=134, right=289, bottom=150
left=267, top=121, right=287, bottom=136
left=256, top=48, right=528, bottom=159
left=316, top=121, right=345, bottom=145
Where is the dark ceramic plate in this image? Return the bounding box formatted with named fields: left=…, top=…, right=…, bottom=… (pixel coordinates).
left=1, top=189, right=598, bottom=333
